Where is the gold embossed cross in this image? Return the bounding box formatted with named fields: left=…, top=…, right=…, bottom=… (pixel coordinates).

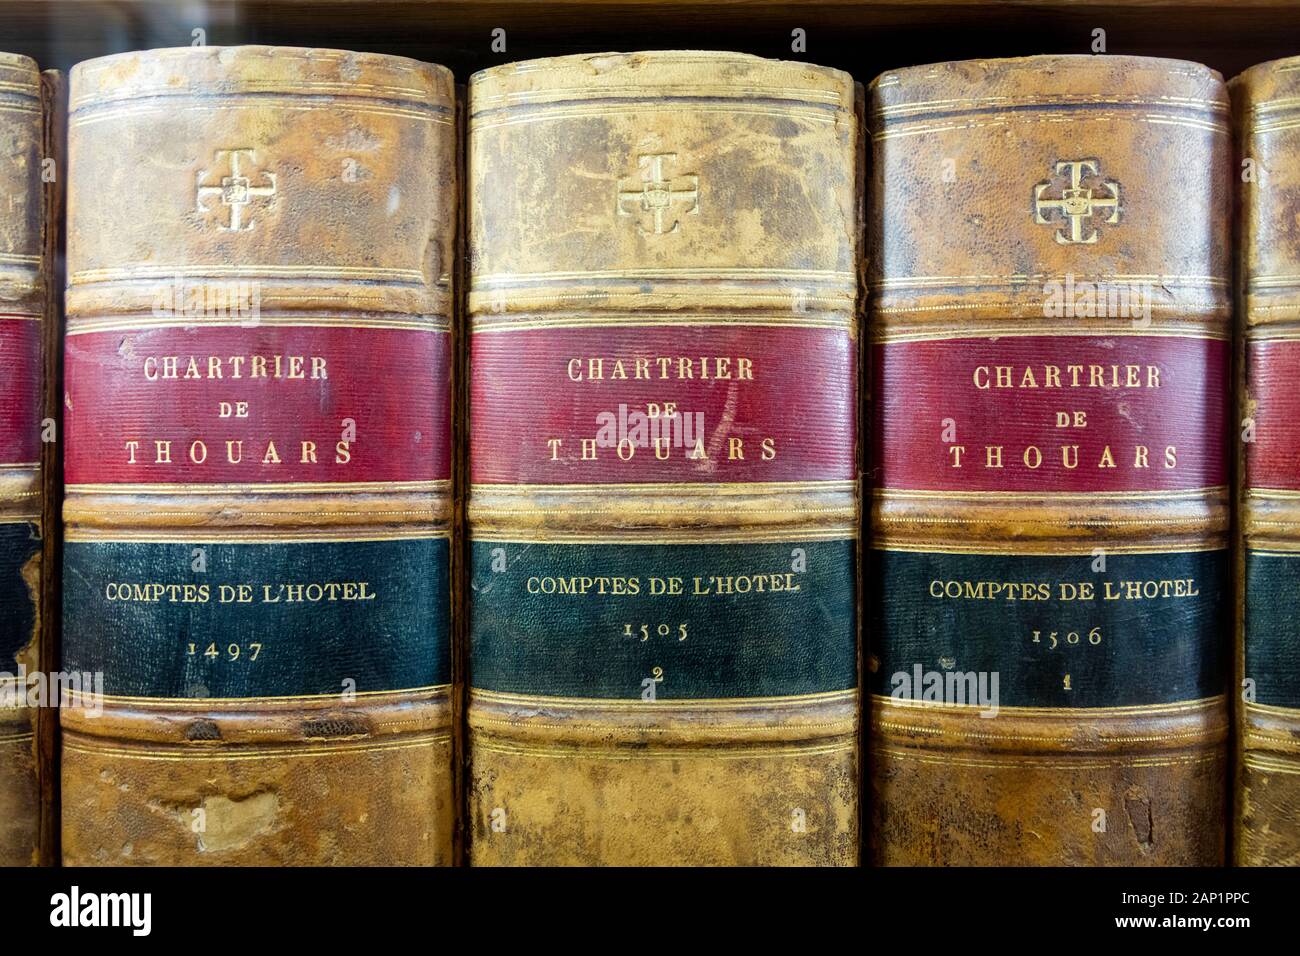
left=196, top=148, right=278, bottom=233
left=616, top=152, right=699, bottom=235
left=1033, top=160, right=1120, bottom=245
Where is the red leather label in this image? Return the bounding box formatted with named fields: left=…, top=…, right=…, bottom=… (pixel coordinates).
left=874, top=335, right=1227, bottom=492
left=470, top=325, right=856, bottom=484
left=65, top=325, right=449, bottom=484
left=0, top=318, right=41, bottom=465
left=1247, top=339, right=1300, bottom=490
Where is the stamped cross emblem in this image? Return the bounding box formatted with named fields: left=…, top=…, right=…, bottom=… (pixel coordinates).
left=196, top=148, right=277, bottom=233
left=1033, top=160, right=1120, bottom=245
left=616, top=152, right=699, bottom=235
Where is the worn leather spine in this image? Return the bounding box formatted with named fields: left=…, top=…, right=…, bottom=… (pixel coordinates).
left=468, top=51, right=860, bottom=865
left=1235, top=55, right=1300, bottom=867
left=868, top=56, right=1230, bottom=865
left=0, top=52, right=48, bottom=867
left=60, top=46, right=456, bottom=865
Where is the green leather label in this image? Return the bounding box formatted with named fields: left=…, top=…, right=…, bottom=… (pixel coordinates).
left=1245, top=550, right=1300, bottom=709
left=0, top=521, right=39, bottom=669
left=869, top=548, right=1225, bottom=708
left=470, top=539, right=856, bottom=699
left=63, top=537, right=449, bottom=698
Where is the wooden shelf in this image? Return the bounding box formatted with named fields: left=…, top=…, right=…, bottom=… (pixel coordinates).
left=2, top=1, right=1298, bottom=80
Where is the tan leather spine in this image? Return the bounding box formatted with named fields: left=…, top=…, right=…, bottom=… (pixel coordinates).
left=37, top=67, right=66, bottom=868
left=468, top=51, right=860, bottom=866
left=1233, top=54, right=1300, bottom=867
left=869, top=55, right=1230, bottom=866
left=61, top=46, right=456, bottom=866
left=0, top=51, right=45, bottom=868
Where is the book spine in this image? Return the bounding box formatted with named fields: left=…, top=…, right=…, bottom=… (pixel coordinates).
left=38, top=67, right=66, bottom=868
left=869, top=56, right=1230, bottom=865
left=0, top=52, right=46, bottom=867
left=467, top=51, right=860, bottom=865
left=60, top=46, right=456, bottom=865
left=1235, top=55, right=1300, bottom=867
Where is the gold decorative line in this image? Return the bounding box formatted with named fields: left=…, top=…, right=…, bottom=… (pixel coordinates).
left=474, top=268, right=854, bottom=285
left=873, top=300, right=1224, bottom=315
left=469, top=527, right=856, bottom=545
left=871, top=694, right=1224, bottom=718
left=475, top=507, right=851, bottom=519
left=470, top=716, right=854, bottom=738
left=871, top=542, right=1225, bottom=556
left=874, top=113, right=1227, bottom=140
left=1246, top=119, right=1300, bottom=135
left=70, top=264, right=427, bottom=284
left=476, top=480, right=856, bottom=495
left=0, top=253, right=40, bottom=266
left=0, top=732, right=33, bottom=744
left=879, top=515, right=1220, bottom=530
left=75, top=46, right=444, bottom=75
left=1245, top=488, right=1300, bottom=500
left=472, top=77, right=844, bottom=97
left=473, top=315, right=852, bottom=333
left=471, top=688, right=856, bottom=709
left=1243, top=325, right=1300, bottom=341
left=0, top=513, right=40, bottom=525
left=0, top=104, right=39, bottom=116
left=1142, top=114, right=1231, bottom=133
left=875, top=486, right=1224, bottom=502
left=64, top=528, right=449, bottom=544
left=0, top=81, right=38, bottom=97
left=472, top=104, right=837, bottom=131
left=1243, top=753, right=1300, bottom=775
left=1235, top=529, right=1300, bottom=543
left=471, top=85, right=847, bottom=109
left=71, top=80, right=447, bottom=109
left=874, top=94, right=1227, bottom=116
left=261, top=289, right=449, bottom=305
left=63, top=736, right=449, bottom=761
left=68, top=684, right=449, bottom=707
left=876, top=722, right=1217, bottom=745
left=470, top=740, right=855, bottom=760
left=0, top=313, right=41, bottom=322
left=68, top=480, right=449, bottom=495
left=67, top=508, right=440, bottom=519
left=70, top=101, right=452, bottom=128
left=873, top=273, right=1226, bottom=288
left=871, top=325, right=1228, bottom=344
left=68, top=316, right=448, bottom=336
left=0, top=462, right=39, bottom=471
left=1252, top=96, right=1300, bottom=114
left=1243, top=729, right=1300, bottom=748
left=478, top=54, right=838, bottom=80
left=478, top=291, right=851, bottom=308
left=870, top=746, right=1220, bottom=770
left=1242, top=701, right=1300, bottom=718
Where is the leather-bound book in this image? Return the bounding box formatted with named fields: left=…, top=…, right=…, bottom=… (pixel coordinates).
left=60, top=47, right=456, bottom=865
left=1235, top=55, right=1300, bottom=867
left=467, top=51, right=860, bottom=865
left=868, top=56, right=1230, bottom=865
left=0, top=53, right=55, bottom=867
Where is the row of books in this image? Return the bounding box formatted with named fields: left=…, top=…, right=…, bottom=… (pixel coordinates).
left=0, top=44, right=1293, bottom=866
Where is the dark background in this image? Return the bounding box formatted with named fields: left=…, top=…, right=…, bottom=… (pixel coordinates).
left=2, top=0, right=1299, bottom=82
